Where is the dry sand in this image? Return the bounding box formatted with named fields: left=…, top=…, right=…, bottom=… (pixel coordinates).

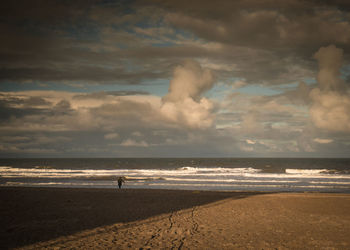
left=1, top=187, right=349, bottom=249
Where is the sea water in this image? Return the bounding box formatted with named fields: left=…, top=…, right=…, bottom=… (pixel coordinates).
left=0, top=158, right=349, bottom=193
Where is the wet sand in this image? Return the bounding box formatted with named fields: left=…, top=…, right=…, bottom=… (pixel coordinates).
left=1, top=187, right=349, bottom=249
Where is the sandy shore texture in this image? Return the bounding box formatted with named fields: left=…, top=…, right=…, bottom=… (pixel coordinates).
left=1, top=187, right=349, bottom=249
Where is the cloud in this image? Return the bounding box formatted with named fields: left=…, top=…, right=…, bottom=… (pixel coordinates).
left=161, top=97, right=214, bottom=129
left=232, top=80, right=247, bottom=89
left=246, top=139, right=256, bottom=144
left=161, top=60, right=216, bottom=129
left=163, top=1, right=350, bottom=49
left=104, top=133, right=119, bottom=140
left=1, top=1, right=350, bottom=157
left=1, top=87, right=349, bottom=157
left=313, top=45, right=346, bottom=92
left=282, top=81, right=312, bottom=105
left=309, top=45, right=350, bottom=133
left=240, top=111, right=263, bottom=134
left=163, top=60, right=215, bottom=102
left=131, top=131, right=142, bottom=137
left=313, top=138, right=333, bottom=144
left=310, top=88, right=350, bottom=132
left=3, top=0, right=349, bottom=89
left=73, top=91, right=149, bottom=100
left=120, top=139, right=148, bottom=147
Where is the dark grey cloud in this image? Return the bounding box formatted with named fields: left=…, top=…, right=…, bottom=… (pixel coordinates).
left=0, top=0, right=160, bottom=84
left=154, top=0, right=350, bottom=49
left=0, top=65, right=166, bottom=84
left=147, top=0, right=350, bottom=84
left=0, top=103, right=39, bottom=122
left=0, top=95, right=53, bottom=121
left=3, top=0, right=349, bottom=86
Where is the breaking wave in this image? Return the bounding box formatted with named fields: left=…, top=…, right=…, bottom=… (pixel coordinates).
left=1, top=166, right=349, bottom=192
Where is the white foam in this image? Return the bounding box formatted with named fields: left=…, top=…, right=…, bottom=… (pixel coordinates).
left=177, top=166, right=260, bottom=173
left=1, top=181, right=112, bottom=187
left=310, top=181, right=350, bottom=185
left=285, top=169, right=328, bottom=175
left=1, top=166, right=350, bottom=180
left=1, top=166, right=349, bottom=191
left=0, top=166, right=262, bottom=178
left=163, top=177, right=301, bottom=183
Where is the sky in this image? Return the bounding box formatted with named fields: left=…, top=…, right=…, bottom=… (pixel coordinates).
left=1, top=0, right=350, bottom=158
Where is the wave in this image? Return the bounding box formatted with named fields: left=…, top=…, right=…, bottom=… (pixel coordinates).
left=285, top=169, right=329, bottom=174
left=0, top=181, right=111, bottom=187
left=177, top=166, right=260, bottom=173
left=0, top=166, right=261, bottom=178
left=1, top=166, right=350, bottom=179
left=34, top=165, right=54, bottom=169
left=164, top=177, right=301, bottom=183
left=1, top=166, right=349, bottom=193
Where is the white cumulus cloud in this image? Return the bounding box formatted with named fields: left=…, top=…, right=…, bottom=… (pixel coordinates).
left=309, top=45, right=350, bottom=133
left=161, top=60, right=216, bottom=129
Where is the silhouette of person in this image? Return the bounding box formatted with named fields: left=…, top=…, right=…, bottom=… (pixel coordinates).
left=117, top=176, right=125, bottom=189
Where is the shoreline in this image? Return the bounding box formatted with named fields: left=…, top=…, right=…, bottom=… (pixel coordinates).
left=1, top=187, right=350, bottom=249
left=2, top=184, right=348, bottom=196
left=2, top=185, right=350, bottom=194
left=2, top=184, right=350, bottom=192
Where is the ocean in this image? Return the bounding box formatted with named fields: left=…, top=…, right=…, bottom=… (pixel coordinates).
left=0, top=158, right=349, bottom=193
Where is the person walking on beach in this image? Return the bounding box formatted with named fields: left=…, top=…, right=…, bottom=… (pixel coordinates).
left=117, top=176, right=125, bottom=189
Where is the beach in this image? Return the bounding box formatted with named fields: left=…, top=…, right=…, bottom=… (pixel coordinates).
left=1, top=187, right=350, bottom=249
